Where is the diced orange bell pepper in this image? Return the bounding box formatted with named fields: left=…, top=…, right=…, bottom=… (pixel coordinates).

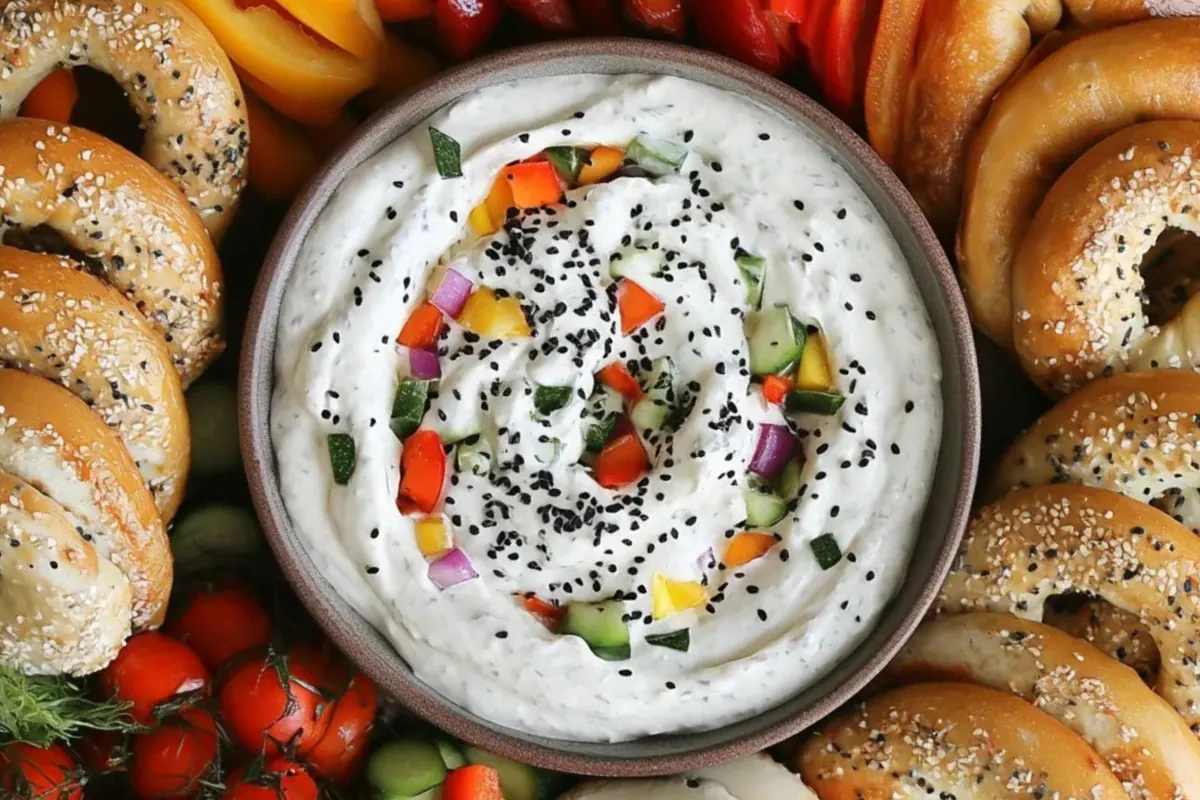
left=307, top=111, right=360, bottom=157
left=597, top=363, right=643, bottom=406
left=520, top=594, right=566, bottom=629
left=724, top=532, right=778, bottom=567
left=398, top=429, right=446, bottom=514
left=443, top=765, right=503, bottom=800
left=577, top=146, right=625, bottom=185
left=617, top=278, right=665, bottom=335
left=358, top=33, right=441, bottom=110
left=245, top=92, right=322, bottom=202
left=20, top=69, right=78, bottom=124
left=271, top=0, right=384, bottom=60
left=485, top=173, right=515, bottom=228
left=762, top=374, right=793, bottom=405
left=182, top=0, right=380, bottom=119
left=593, top=431, right=648, bottom=489
left=398, top=302, right=445, bottom=350
left=503, top=161, right=563, bottom=209
left=376, top=0, right=434, bottom=20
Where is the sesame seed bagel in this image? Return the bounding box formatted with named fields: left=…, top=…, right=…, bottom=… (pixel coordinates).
left=0, top=119, right=223, bottom=386
left=1014, top=121, right=1200, bottom=395
left=0, top=368, right=169, bottom=630
left=882, top=612, right=1200, bottom=799
left=937, top=484, right=1200, bottom=733
left=1044, top=599, right=1160, bottom=683
left=0, top=0, right=248, bottom=239
left=0, top=469, right=132, bottom=676
left=957, top=17, right=1200, bottom=348
left=0, top=246, right=189, bottom=519
left=797, top=682, right=1126, bottom=799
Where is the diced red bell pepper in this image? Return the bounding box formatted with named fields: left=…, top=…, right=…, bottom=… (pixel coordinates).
left=624, top=0, right=684, bottom=37
left=398, top=429, right=446, bottom=514
left=443, top=765, right=503, bottom=800
left=376, top=0, right=433, bottom=21
left=617, top=278, right=665, bottom=335
left=573, top=0, right=622, bottom=33
left=822, top=0, right=880, bottom=119
left=398, top=302, right=445, bottom=350
left=593, top=431, right=648, bottom=489
left=768, top=0, right=806, bottom=23
left=506, top=0, right=577, bottom=30
left=521, top=594, right=567, bottom=629
left=435, top=0, right=503, bottom=61
left=503, top=161, right=563, bottom=209
left=762, top=374, right=793, bottom=405
left=686, top=0, right=782, bottom=75
left=597, top=363, right=644, bottom=405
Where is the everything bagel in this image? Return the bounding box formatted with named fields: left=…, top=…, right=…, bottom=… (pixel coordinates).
left=0, top=118, right=223, bottom=385
left=0, top=0, right=248, bottom=239
left=937, top=484, right=1200, bottom=733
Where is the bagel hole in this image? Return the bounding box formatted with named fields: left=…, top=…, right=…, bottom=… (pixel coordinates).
left=1043, top=591, right=1160, bottom=685
left=0, top=225, right=102, bottom=274
left=1139, top=228, right=1200, bottom=327
left=69, top=67, right=145, bottom=155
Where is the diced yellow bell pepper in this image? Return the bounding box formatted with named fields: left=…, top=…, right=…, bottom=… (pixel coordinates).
left=796, top=332, right=834, bottom=391
left=414, top=517, right=451, bottom=558
left=578, top=146, right=625, bottom=185
left=458, top=287, right=532, bottom=339
left=652, top=575, right=706, bottom=619
left=724, top=532, right=777, bottom=568
left=468, top=203, right=496, bottom=237
left=485, top=173, right=515, bottom=228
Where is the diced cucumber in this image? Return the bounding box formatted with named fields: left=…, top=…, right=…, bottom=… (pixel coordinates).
left=533, top=385, right=572, bottom=415
left=642, top=356, right=678, bottom=401
left=532, top=435, right=563, bottom=465
left=734, top=251, right=767, bottom=310
left=747, top=306, right=806, bottom=376
left=463, top=746, right=568, bottom=800
left=630, top=397, right=671, bottom=431
left=185, top=382, right=240, bottom=476
left=645, top=628, right=690, bottom=652
left=627, top=133, right=687, bottom=176
left=367, top=739, right=446, bottom=798
left=170, top=504, right=264, bottom=573
left=776, top=457, right=804, bottom=502
left=744, top=485, right=787, bottom=527
left=544, top=146, right=588, bottom=184
left=810, top=533, right=842, bottom=570
left=390, top=378, right=431, bottom=441
left=455, top=435, right=492, bottom=477
left=436, top=740, right=466, bottom=770
left=327, top=433, right=356, bottom=485
left=608, top=248, right=661, bottom=280
left=582, top=385, right=622, bottom=452
left=784, top=389, right=846, bottom=416
left=563, top=599, right=630, bottom=661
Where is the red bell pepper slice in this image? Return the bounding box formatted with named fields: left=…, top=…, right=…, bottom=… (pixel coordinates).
left=503, top=161, right=563, bottom=208
left=521, top=594, right=567, bottom=629
left=435, top=0, right=503, bottom=61
left=593, top=430, right=648, bottom=488
left=443, top=765, right=503, bottom=800
left=398, top=429, right=446, bottom=515
left=376, top=0, right=433, bottom=20
left=768, top=0, right=806, bottom=23
left=597, top=363, right=644, bottom=405
left=573, top=0, right=622, bottom=33
left=506, top=0, right=577, bottom=30
left=616, top=278, right=664, bottom=335
left=624, top=0, right=684, bottom=37
left=762, top=374, right=793, bottom=405
left=765, top=9, right=800, bottom=73
left=686, top=0, right=782, bottom=75
left=823, top=0, right=880, bottom=119
left=398, top=302, right=445, bottom=350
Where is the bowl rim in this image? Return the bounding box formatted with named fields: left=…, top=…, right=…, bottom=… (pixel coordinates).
left=239, top=38, right=981, bottom=777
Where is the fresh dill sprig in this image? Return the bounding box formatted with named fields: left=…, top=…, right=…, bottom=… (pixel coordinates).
left=0, top=666, right=135, bottom=746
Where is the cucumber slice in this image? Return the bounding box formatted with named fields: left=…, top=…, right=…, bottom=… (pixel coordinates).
left=563, top=599, right=630, bottom=661
left=455, top=435, right=492, bottom=477
left=776, top=457, right=804, bottom=502
left=734, top=251, right=767, bottom=310
left=436, top=740, right=466, bottom=770
left=630, top=397, right=671, bottom=431
left=390, top=378, right=431, bottom=441
left=784, top=389, right=846, bottom=416
left=463, top=746, right=567, bottom=800
left=170, top=504, right=263, bottom=573
left=627, top=133, right=687, bottom=176
left=810, top=533, right=842, bottom=570
left=544, top=146, right=587, bottom=184
left=747, top=306, right=806, bottom=377
left=608, top=248, right=661, bottom=280
left=185, top=382, right=240, bottom=476
left=582, top=385, right=622, bottom=452
left=744, top=485, right=787, bottom=527
left=645, top=628, right=690, bottom=652
left=367, top=739, right=446, bottom=798
left=327, top=433, right=356, bottom=485
left=533, top=385, right=572, bottom=415
left=642, top=356, right=678, bottom=402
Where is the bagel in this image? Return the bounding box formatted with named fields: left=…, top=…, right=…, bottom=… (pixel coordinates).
left=0, top=118, right=223, bottom=386
left=958, top=17, right=1200, bottom=347
left=882, top=612, right=1200, bottom=799
left=797, top=682, right=1126, bottom=799
left=0, top=0, right=248, bottom=238
left=1044, top=599, right=1160, bottom=683
left=937, top=484, right=1200, bottom=733
left=0, top=469, right=132, bottom=676
left=0, top=369, right=169, bottom=629
left=898, top=0, right=1061, bottom=235
left=0, top=246, right=189, bottom=519
left=1065, top=0, right=1200, bottom=27
left=558, top=754, right=818, bottom=799
left=863, top=0, right=925, bottom=168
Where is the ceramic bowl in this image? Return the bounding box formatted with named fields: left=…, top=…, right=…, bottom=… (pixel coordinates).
left=240, top=38, right=981, bottom=778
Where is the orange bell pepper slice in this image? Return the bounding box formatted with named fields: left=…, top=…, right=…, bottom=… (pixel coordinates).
left=443, top=765, right=503, bottom=800
left=520, top=594, right=566, bottom=629
left=578, top=146, right=625, bottom=185
left=724, top=532, right=778, bottom=567
left=20, top=69, right=78, bottom=124
left=238, top=70, right=343, bottom=127
left=617, top=278, right=664, bottom=335
left=359, top=33, right=441, bottom=111
left=593, top=431, right=648, bottom=489
left=181, top=0, right=380, bottom=117
left=398, top=429, right=447, bottom=514
left=245, top=92, right=321, bottom=202
left=377, top=0, right=434, bottom=20
left=597, top=363, right=643, bottom=406
left=398, top=302, right=445, bottom=350
left=503, top=161, right=563, bottom=209
left=762, top=374, right=793, bottom=405
left=271, top=0, right=384, bottom=60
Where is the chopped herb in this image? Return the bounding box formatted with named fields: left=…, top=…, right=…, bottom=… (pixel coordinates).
left=810, top=533, right=842, bottom=570
left=543, top=146, right=588, bottom=184
left=645, top=628, right=690, bottom=652
left=327, top=433, right=357, bottom=485
left=534, top=385, right=573, bottom=415
left=429, top=127, right=462, bottom=178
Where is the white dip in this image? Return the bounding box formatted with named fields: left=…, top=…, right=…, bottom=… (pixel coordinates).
left=272, top=74, right=942, bottom=742
left=561, top=754, right=817, bottom=799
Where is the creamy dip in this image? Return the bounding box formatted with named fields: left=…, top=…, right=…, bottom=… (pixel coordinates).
left=561, top=754, right=817, bottom=799
left=272, top=74, right=942, bottom=742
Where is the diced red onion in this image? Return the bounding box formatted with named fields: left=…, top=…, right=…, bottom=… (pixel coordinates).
left=409, top=348, right=441, bottom=380
left=749, top=423, right=794, bottom=479
left=428, top=547, right=478, bottom=590
left=430, top=268, right=473, bottom=318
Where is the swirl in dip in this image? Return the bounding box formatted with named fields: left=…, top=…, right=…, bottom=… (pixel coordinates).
left=272, top=74, right=942, bottom=742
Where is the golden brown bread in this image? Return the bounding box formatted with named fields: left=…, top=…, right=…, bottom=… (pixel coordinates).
left=1043, top=599, right=1160, bottom=683
left=0, top=119, right=223, bottom=385
left=863, top=0, right=925, bottom=168
left=0, top=0, right=248, bottom=238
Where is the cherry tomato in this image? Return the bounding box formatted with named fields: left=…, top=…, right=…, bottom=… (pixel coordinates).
left=687, top=0, right=783, bottom=75
left=167, top=584, right=273, bottom=669
left=0, top=743, right=82, bottom=800
left=222, top=759, right=319, bottom=800
left=75, top=731, right=129, bottom=775
left=99, top=633, right=209, bottom=726
left=129, top=707, right=219, bottom=800
left=218, top=649, right=331, bottom=758
left=506, top=0, right=576, bottom=30
left=434, top=0, right=503, bottom=61
left=301, top=651, right=378, bottom=783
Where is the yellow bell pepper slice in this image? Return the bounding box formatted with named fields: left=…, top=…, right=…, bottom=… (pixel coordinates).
left=724, top=532, right=777, bottom=568
left=578, top=146, right=625, bottom=185
left=652, top=575, right=705, bottom=619
left=245, top=92, right=321, bottom=202
left=468, top=203, right=495, bottom=237
left=271, top=0, right=384, bottom=61
left=238, top=69, right=344, bottom=127
left=414, top=517, right=451, bottom=558
left=458, top=288, right=531, bottom=339
left=796, top=332, right=834, bottom=391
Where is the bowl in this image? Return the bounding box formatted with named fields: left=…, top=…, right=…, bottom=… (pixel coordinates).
left=240, top=39, right=981, bottom=777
